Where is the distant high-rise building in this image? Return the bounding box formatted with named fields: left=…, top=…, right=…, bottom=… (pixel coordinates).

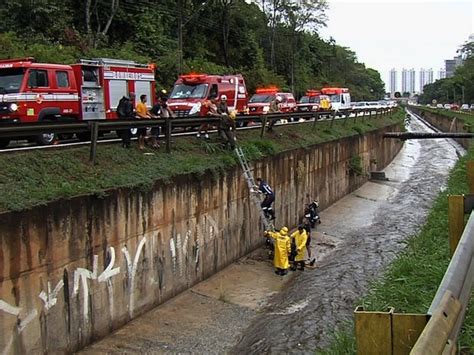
left=408, top=68, right=415, bottom=94
left=438, top=68, right=446, bottom=80
left=426, top=68, right=434, bottom=85
left=389, top=68, right=397, bottom=95
left=445, top=55, right=463, bottom=77
left=401, top=68, right=408, bottom=94
left=419, top=68, right=426, bottom=93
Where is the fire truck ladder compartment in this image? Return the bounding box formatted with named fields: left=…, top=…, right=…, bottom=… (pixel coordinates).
left=234, top=145, right=275, bottom=232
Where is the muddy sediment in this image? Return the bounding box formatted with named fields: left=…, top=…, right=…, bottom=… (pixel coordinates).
left=82, top=112, right=462, bottom=354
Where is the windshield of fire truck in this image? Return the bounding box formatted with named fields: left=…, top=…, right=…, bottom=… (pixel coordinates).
left=249, top=94, right=274, bottom=103
left=170, top=83, right=209, bottom=99
left=300, top=96, right=320, bottom=104
left=0, top=68, right=25, bottom=94
left=329, top=94, right=341, bottom=103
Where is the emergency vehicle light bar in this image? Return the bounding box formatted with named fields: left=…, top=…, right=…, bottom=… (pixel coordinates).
left=255, top=87, right=279, bottom=94
left=0, top=57, right=35, bottom=63
left=306, top=90, right=321, bottom=96
left=321, top=87, right=349, bottom=94
left=180, top=73, right=208, bottom=82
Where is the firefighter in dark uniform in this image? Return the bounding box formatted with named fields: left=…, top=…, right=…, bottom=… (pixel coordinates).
left=255, top=177, right=276, bottom=220
left=116, top=92, right=136, bottom=148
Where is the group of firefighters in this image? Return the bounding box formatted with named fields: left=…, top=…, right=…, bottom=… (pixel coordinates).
left=118, top=90, right=314, bottom=276
left=255, top=178, right=316, bottom=276
left=116, top=91, right=237, bottom=150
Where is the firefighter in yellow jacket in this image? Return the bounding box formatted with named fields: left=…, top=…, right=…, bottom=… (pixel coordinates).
left=265, top=227, right=291, bottom=276
left=290, top=225, right=308, bottom=271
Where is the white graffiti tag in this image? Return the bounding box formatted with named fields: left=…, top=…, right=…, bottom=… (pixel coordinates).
left=0, top=299, right=38, bottom=355
left=39, top=279, right=64, bottom=311
left=122, top=237, right=146, bottom=317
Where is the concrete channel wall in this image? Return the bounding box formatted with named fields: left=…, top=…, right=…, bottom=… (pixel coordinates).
left=0, top=124, right=402, bottom=354
left=410, top=107, right=471, bottom=149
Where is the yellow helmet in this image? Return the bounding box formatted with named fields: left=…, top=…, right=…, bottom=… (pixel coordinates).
left=280, top=226, right=289, bottom=235
left=229, top=110, right=237, bottom=120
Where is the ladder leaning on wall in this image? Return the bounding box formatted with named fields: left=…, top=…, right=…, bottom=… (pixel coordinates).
left=234, top=145, right=275, bottom=232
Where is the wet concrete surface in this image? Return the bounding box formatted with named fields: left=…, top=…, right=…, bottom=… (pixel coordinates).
left=81, top=111, right=463, bottom=354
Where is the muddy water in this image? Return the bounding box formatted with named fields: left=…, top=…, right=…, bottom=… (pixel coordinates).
left=230, top=111, right=464, bottom=353
left=82, top=112, right=464, bottom=354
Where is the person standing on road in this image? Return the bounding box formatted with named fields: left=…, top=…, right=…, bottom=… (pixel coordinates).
left=116, top=92, right=136, bottom=148
left=290, top=225, right=308, bottom=271
left=265, top=227, right=291, bottom=276
left=136, top=94, right=154, bottom=150
left=267, top=95, right=282, bottom=131
left=255, top=177, right=276, bottom=220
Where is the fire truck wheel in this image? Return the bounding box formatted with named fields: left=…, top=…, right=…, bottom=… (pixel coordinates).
left=36, top=132, right=56, bottom=145
left=0, top=138, right=10, bottom=149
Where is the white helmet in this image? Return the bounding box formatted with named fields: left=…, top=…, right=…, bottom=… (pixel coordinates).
left=276, top=96, right=282, bottom=102
left=220, top=94, right=227, bottom=101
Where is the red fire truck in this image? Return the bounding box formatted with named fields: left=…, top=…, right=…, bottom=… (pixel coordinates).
left=247, top=87, right=296, bottom=115
left=167, top=73, right=248, bottom=117
left=0, top=57, right=156, bottom=147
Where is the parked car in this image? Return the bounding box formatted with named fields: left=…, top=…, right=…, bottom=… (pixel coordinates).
left=450, top=104, right=459, bottom=111
left=444, top=104, right=452, bottom=110
left=470, top=104, right=474, bottom=111
left=461, top=104, right=470, bottom=111
left=436, top=104, right=443, bottom=109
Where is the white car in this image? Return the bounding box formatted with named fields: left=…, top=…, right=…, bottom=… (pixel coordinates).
left=444, top=104, right=452, bottom=110
left=461, top=104, right=470, bottom=111
left=436, top=104, right=443, bottom=109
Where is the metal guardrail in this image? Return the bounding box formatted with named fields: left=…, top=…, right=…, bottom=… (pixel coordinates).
left=0, top=107, right=395, bottom=163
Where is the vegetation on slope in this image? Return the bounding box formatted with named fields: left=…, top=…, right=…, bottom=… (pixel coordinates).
left=0, top=112, right=402, bottom=212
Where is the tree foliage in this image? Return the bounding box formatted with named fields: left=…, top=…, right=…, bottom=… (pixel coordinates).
left=419, top=40, right=474, bottom=105
left=0, top=0, right=384, bottom=99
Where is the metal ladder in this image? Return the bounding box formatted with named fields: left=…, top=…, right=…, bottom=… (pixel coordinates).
left=234, top=146, right=275, bottom=232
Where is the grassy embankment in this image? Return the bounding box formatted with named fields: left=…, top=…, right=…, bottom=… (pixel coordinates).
left=0, top=112, right=403, bottom=212
left=413, top=105, right=474, bottom=125
left=320, top=143, right=474, bottom=354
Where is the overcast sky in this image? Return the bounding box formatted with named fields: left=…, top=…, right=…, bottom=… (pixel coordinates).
left=318, top=0, right=474, bottom=91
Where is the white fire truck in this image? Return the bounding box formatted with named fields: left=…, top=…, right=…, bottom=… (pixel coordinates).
left=0, top=57, right=156, bottom=147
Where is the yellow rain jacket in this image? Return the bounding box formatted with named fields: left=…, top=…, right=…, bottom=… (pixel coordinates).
left=291, top=229, right=308, bottom=262
left=267, top=227, right=291, bottom=269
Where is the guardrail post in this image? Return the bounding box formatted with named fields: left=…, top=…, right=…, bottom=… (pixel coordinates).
left=448, top=195, right=464, bottom=256
left=166, top=118, right=172, bottom=153
left=369, top=109, right=372, bottom=120
left=89, top=121, right=99, bottom=165
left=354, top=110, right=358, bottom=123
left=355, top=306, right=394, bottom=355
left=467, top=161, right=474, bottom=193
left=312, top=112, right=319, bottom=129
left=260, top=116, right=268, bottom=138
left=330, top=111, right=336, bottom=128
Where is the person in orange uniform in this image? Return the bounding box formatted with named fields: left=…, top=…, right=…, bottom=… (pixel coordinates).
left=290, top=225, right=308, bottom=271
left=265, top=227, right=291, bottom=276
left=136, top=94, right=153, bottom=150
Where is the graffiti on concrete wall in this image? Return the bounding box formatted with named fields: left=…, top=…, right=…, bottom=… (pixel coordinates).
left=0, top=238, right=147, bottom=354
